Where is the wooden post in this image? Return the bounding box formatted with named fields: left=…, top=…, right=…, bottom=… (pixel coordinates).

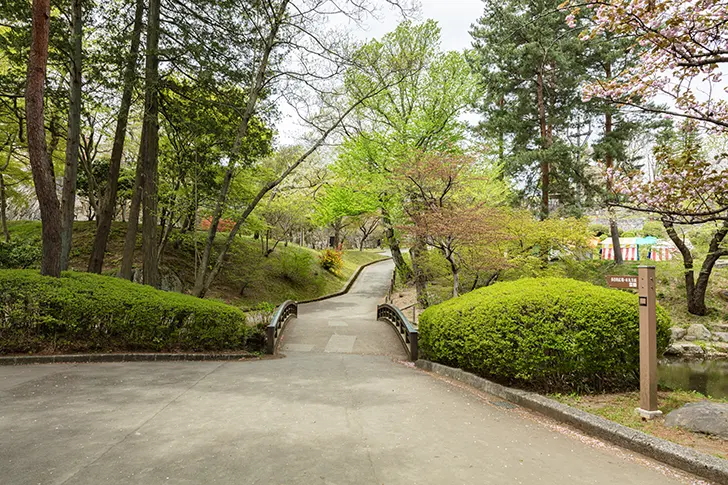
left=637, top=265, right=661, bottom=419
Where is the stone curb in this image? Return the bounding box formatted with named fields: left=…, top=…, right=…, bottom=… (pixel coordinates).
left=297, top=256, right=392, bottom=304
left=0, top=352, right=257, bottom=366
left=416, top=359, right=728, bottom=485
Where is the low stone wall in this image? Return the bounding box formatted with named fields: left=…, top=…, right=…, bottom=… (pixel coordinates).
left=668, top=323, right=728, bottom=360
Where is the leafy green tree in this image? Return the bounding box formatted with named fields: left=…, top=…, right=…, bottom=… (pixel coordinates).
left=337, top=20, right=478, bottom=302
left=396, top=150, right=511, bottom=298
left=610, top=121, right=728, bottom=316
left=469, top=0, right=589, bottom=219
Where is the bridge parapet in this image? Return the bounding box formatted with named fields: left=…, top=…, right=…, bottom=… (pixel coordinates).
left=376, top=303, right=418, bottom=361
left=266, top=300, right=298, bottom=354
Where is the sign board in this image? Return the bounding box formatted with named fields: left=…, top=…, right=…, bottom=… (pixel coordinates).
left=607, top=268, right=660, bottom=419
left=606, top=275, right=638, bottom=289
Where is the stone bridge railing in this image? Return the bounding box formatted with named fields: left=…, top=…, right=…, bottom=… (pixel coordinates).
left=266, top=300, right=298, bottom=354
left=376, top=303, right=418, bottom=361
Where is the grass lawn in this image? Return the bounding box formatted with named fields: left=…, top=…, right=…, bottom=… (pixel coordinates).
left=552, top=390, right=728, bottom=459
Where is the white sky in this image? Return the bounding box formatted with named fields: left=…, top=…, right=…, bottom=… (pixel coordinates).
left=275, top=0, right=484, bottom=144
left=354, top=0, right=484, bottom=52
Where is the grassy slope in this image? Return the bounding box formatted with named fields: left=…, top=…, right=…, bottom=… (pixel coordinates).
left=5, top=221, right=388, bottom=308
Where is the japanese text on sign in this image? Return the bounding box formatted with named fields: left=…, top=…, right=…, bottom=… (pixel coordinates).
left=606, top=275, right=638, bottom=289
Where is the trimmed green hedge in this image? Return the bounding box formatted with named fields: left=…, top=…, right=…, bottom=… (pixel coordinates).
left=0, top=270, right=258, bottom=354
left=419, top=277, right=671, bottom=392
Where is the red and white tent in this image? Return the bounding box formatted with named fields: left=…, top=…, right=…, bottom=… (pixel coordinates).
left=648, top=242, right=678, bottom=261
left=600, top=237, right=640, bottom=261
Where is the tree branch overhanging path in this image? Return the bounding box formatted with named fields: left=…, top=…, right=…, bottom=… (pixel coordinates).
left=188, top=0, right=417, bottom=297
left=192, top=79, right=407, bottom=298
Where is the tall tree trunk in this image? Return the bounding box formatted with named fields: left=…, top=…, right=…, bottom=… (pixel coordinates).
left=192, top=0, right=290, bottom=297
left=446, top=252, right=459, bottom=298
left=664, top=221, right=701, bottom=316
left=381, top=208, right=411, bottom=280
left=410, top=237, right=428, bottom=306
left=665, top=219, right=728, bottom=316
left=603, top=62, right=623, bottom=265
left=60, top=0, right=83, bottom=270
left=26, top=0, right=61, bottom=277
left=157, top=216, right=174, bottom=263
left=332, top=219, right=342, bottom=248
left=0, top=173, right=8, bottom=243
left=497, top=95, right=505, bottom=163
left=88, top=0, right=144, bottom=273
left=536, top=69, right=549, bottom=220
left=119, top=138, right=145, bottom=279
left=1, top=140, right=12, bottom=243
left=193, top=168, right=232, bottom=293
left=140, top=0, right=161, bottom=287
left=608, top=216, right=623, bottom=263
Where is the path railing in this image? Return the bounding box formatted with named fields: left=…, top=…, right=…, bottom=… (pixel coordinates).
left=266, top=300, right=298, bottom=354
left=376, top=303, right=418, bottom=361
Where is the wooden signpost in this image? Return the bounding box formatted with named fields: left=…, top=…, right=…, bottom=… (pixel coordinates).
left=606, top=266, right=661, bottom=420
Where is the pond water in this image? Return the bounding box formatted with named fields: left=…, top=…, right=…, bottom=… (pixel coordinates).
left=659, top=360, right=728, bottom=399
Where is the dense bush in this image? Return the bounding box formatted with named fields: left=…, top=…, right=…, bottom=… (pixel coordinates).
left=276, top=250, right=314, bottom=285
left=419, top=277, right=671, bottom=392
left=0, top=239, right=42, bottom=269
left=0, top=270, right=259, bottom=354
left=319, top=248, right=343, bottom=274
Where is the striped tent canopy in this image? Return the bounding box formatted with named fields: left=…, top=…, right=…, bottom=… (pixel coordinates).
left=599, top=237, right=658, bottom=261
left=647, top=239, right=680, bottom=261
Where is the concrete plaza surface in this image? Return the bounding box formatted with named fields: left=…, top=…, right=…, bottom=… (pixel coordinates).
left=0, top=260, right=705, bottom=484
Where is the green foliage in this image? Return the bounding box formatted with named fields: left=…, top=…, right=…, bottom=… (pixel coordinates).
left=621, top=230, right=637, bottom=237
left=336, top=20, right=479, bottom=269
left=642, top=220, right=667, bottom=238
left=686, top=223, right=724, bottom=255
left=500, top=210, right=591, bottom=265
left=313, top=185, right=379, bottom=227
left=418, top=277, right=671, bottom=392
left=469, top=0, right=594, bottom=214
left=275, top=250, right=314, bottom=286
left=0, top=270, right=258, bottom=354
left=319, top=248, right=343, bottom=274
left=588, top=223, right=610, bottom=237
left=0, top=239, right=41, bottom=269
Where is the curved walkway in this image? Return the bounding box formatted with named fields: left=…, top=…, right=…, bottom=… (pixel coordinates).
left=0, top=260, right=702, bottom=484
left=280, top=259, right=406, bottom=356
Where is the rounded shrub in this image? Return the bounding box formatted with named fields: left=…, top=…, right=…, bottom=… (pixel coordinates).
left=418, top=277, right=671, bottom=392
left=0, top=269, right=257, bottom=354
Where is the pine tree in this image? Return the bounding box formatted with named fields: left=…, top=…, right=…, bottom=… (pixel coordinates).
left=469, top=0, right=588, bottom=219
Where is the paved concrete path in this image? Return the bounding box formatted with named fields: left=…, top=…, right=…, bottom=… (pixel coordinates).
left=0, top=260, right=704, bottom=484
left=280, top=259, right=406, bottom=357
